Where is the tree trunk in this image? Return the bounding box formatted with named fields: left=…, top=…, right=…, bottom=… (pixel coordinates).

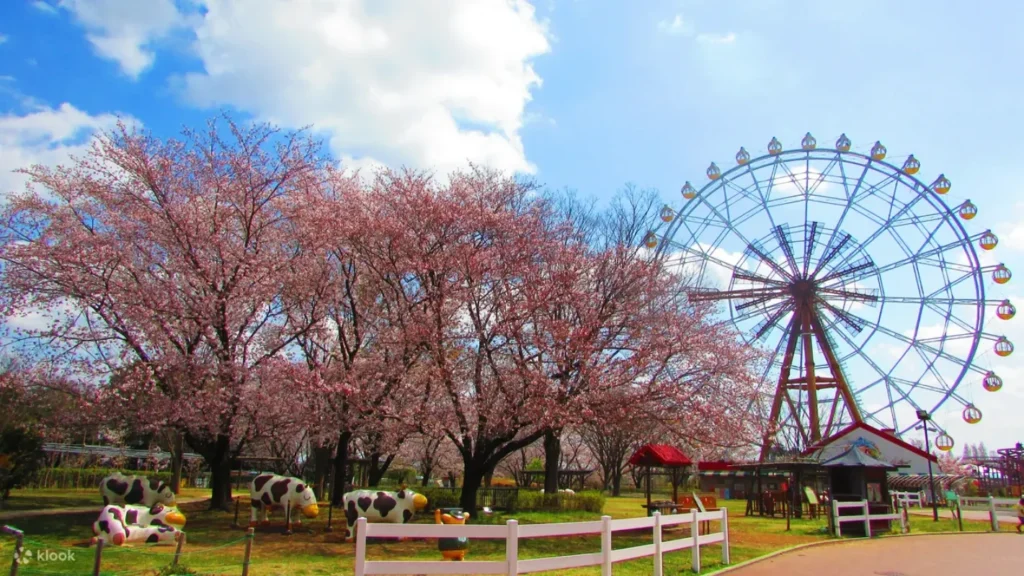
left=311, top=443, right=334, bottom=501
left=612, top=467, right=623, bottom=497
left=331, top=430, right=352, bottom=507
left=187, top=433, right=234, bottom=511
left=543, top=429, right=561, bottom=493
left=366, top=452, right=395, bottom=487
left=420, top=465, right=433, bottom=487
left=169, top=431, right=185, bottom=494
left=459, top=462, right=486, bottom=516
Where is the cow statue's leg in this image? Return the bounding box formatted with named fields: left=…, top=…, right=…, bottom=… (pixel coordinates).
left=284, top=501, right=293, bottom=535
left=249, top=499, right=260, bottom=528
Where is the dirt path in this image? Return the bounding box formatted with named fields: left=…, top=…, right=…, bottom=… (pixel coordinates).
left=721, top=533, right=1022, bottom=575
left=0, top=497, right=209, bottom=521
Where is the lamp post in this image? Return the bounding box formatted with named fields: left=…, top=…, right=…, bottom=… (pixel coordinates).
left=916, top=409, right=939, bottom=521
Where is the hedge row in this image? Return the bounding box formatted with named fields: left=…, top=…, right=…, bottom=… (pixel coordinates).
left=413, top=487, right=605, bottom=514
left=28, top=467, right=182, bottom=490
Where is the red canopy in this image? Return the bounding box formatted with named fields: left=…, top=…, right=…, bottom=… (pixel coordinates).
left=628, top=444, right=692, bottom=468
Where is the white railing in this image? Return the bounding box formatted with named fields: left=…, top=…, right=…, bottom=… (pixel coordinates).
left=891, top=490, right=924, bottom=508
left=832, top=500, right=906, bottom=537
left=353, top=508, right=729, bottom=576
left=957, top=495, right=1018, bottom=530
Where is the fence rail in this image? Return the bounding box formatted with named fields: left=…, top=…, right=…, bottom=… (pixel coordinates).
left=891, top=491, right=924, bottom=508
left=831, top=500, right=905, bottom=537
left=354, top=508, right=729, bottom=576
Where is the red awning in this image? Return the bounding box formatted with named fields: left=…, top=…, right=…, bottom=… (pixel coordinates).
left=628, top=444, right=692, bottom=468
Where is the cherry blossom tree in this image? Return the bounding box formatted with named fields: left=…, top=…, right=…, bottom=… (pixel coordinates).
left=0, top=117, right=333, bottom=509
left=528, top=186, right=763, bottom=493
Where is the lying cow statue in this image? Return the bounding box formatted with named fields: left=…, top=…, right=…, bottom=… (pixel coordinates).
left=249, top=473, right=319, bottom=534
left=343, top=487, right=428, bottom=540
left=100, top=472, right=176, bottom=508
left=92, top=504, right=186, bottom=546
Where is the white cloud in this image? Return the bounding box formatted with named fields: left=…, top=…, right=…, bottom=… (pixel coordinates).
left=169, top=0, right=551, bottom=177
left=32, top=1, right=59, bottom=15
left=0, top=34, right=8, bottom=45
left=57, top=0, right=186, bottom=79
left=657, top=14, right=693, bottom=36
left=0, top=103, right=129, bottom=199
left=696, top=32, right=737, bottom=45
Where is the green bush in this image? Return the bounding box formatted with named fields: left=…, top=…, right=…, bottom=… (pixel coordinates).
left=28, top=467, right=176, bottom=490
left=383, top=466, right=417, bottom=486
left=416, top=487, right=461, bottom=510
left=515, top=490, right=604, bottom=513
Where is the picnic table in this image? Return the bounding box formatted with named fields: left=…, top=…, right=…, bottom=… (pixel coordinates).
left=642, top=500, right=680, bottom=516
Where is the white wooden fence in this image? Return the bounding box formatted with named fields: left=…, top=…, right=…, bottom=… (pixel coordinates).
left=353, top=508, right=729, bottom=576
left=831, top=500, right=906, bottom=537
left=957, top=495, right=1018, bottom=530
left=890, top=490, right=924, bottom=508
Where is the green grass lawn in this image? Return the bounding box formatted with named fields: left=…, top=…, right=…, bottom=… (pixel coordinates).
left=0, top=492, right=1007, bottom=575
left=0, top=488, right=211, bottom=513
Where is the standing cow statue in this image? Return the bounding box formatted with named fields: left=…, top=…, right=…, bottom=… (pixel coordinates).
left=92, top=504, right=186, bottom=546
left=100, top=472, right=176, bottom=508
left=342, top=487, right=428, bottom=540
left=249, top=473, right=319, bottom=534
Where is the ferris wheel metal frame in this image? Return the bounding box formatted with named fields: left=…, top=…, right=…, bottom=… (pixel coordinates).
left=650, top=133, right=1015, bottom=460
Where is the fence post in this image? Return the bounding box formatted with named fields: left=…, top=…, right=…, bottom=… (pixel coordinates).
left=325, top=501, right=334, bottom=533
left=863, top=500, right=871, bottom=537
left=988, top=496, right=998, bottom=531
left=172, top=531, right=186, bottom=566
left=91, top=539, right=104, bottom=576
left=833, top=499, right=841, bottom=537
left=691, top=509, right=701, bottom=573
left=505, top=519, right=518, bottom=576
left=233, top=496, right=241, bottom=528
left=902, top=502, right=910, bottom=534
left=354, top=518, right=368, bottom=576
left=4, top=526, right=23, bottom=576
left=898, top=502, right=907, bottom=534
left=721, top=507, right=730, bottom=565
left=601, top=515, right=612, bottom=576
left=653, top=512, right=662, bottom=576
left=241, top=527, right=254, bottom=576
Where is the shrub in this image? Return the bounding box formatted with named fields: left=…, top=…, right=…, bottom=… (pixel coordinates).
left=515, top=490, right=604, bottom=513
left=417, top=487, right=461, bottom=510
left=27, top=467, right=177, bottom=490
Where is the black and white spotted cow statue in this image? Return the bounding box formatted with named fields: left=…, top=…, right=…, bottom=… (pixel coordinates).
left=100, top=472, right=176, bottom=508
left=92, top=504, right=186, bottom=546
left=249, top=473, right=319, bottom=534
left=342, top=488, right=428, bottom=540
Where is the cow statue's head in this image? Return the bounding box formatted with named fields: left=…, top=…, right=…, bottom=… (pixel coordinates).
left=398, top=486, right=428, bottom=512
left=296, top=483, right=319, bottom=518
left=145, top=504, right=187, bottom=528
left=154, top=481, right=176, bottom=507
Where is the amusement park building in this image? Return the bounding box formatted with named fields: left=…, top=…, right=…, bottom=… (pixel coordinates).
left=802, top=422, right=937, bottom=475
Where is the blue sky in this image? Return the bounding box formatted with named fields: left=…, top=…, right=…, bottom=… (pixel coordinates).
left=1, top=0, right=1022, bottom=455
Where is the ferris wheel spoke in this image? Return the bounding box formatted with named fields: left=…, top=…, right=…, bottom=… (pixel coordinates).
left=837, top=235, right=973, bottom=285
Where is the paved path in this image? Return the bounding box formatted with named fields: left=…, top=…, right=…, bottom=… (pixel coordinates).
left=0, top=497, right=208, bottom=521
left=723, top=534, right=1022, bottom=575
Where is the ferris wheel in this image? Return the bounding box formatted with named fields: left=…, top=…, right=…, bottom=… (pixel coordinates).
left=651, top=133, right=1015, bottom=459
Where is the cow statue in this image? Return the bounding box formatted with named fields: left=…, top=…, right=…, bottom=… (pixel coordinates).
left=342, top=488, right=428, bottom=540
left=92, top=504, right=186, bottom=546
left=249, top=473, right=319, bottom=534
left=100, top=472, right=176, bottom=508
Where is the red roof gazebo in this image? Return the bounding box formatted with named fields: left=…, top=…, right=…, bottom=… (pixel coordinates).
left=628, top=444, right=693, bottom=513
